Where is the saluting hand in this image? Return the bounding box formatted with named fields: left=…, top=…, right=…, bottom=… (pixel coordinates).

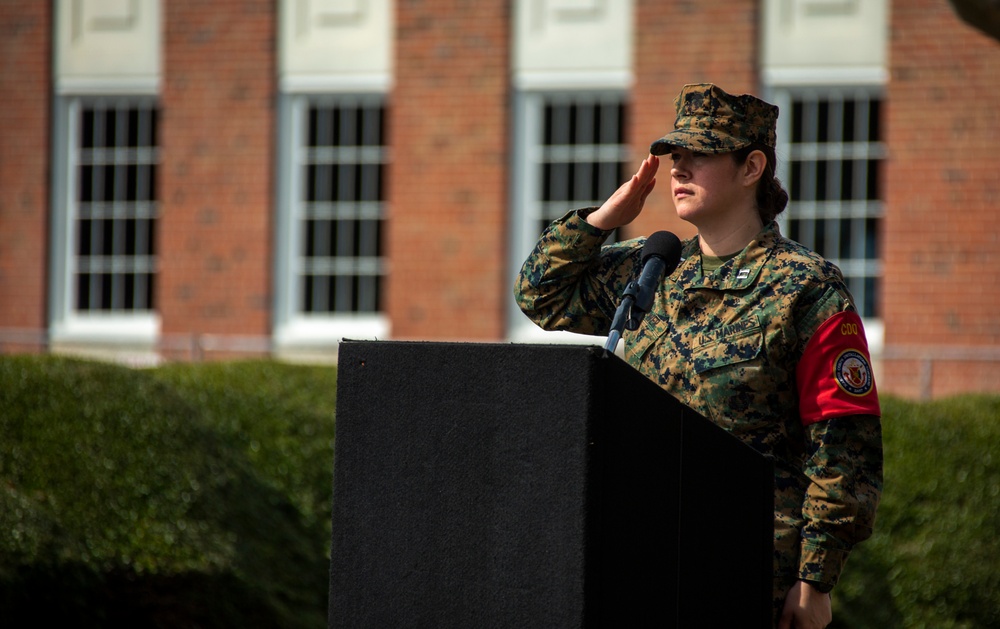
left=585, top=154, right=659, bottom=230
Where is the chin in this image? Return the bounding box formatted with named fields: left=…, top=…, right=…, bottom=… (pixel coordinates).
left=673, top=205, right=701, bottom=225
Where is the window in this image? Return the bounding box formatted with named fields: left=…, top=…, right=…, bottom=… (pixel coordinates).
left=525, top=93, right=627, bottom=237
left=509, top=91, right=629, bottom=339
left=301, top=98, right=386, bottom=314
left=75, top=99, right=159, bottom=312
left=773, top=87, right=884, bottom=318
left=49, top=95, right=161, bottom=345
left=274, top=94, right=388, bottom=345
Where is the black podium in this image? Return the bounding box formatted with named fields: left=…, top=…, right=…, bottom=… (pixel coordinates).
left=328, top=341, right=773, bottom=628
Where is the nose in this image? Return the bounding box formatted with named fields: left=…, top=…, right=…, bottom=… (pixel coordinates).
left=670, top=156, right=689, bottom=179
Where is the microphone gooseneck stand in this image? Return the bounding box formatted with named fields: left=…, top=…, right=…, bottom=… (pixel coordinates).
left=603, top=231, right=683, bottom=354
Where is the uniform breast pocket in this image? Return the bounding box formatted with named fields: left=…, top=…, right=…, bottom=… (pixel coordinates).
left=624, top=310, right=671, bottom=365
left=693, top=323, right=764, bottom=375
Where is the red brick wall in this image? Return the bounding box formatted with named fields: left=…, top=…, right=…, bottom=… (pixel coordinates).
left=0, top=2, right=50, bottom=352
left=387, top=0, right=510, bottom=340
left=629, top=0, right=761, bottom=242
left=881, top=0, right=1000, bottom=398
left=158, top=0, right=275, bottom=358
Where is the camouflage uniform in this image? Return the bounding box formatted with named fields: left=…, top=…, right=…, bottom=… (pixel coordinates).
left=514, top=211, right=883, bottom=620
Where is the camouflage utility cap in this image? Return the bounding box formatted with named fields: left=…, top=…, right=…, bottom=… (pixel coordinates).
left=649, top=83, right=778, bottom=155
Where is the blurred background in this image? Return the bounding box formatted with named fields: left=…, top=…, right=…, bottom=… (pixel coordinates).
left=1, top=0, right=998, bottom=399
left=2, top=3, right=999, bottom=627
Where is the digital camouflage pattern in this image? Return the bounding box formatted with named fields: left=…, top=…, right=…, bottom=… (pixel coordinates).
left=514, top=209, right=883, bottom=622
left=649, top=83, right=779, bottom=155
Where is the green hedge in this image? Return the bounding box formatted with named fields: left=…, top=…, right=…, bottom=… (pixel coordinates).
left=1, top=355, right=998, bottom=627
left=0, top=355, right=337, bottom=628
left=832, top=395, right=1000, bottom=629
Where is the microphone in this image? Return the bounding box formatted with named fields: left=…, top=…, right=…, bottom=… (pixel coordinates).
left=629, top=231, right=683, bottom=328
left=604, top=231, right=683, bottom=352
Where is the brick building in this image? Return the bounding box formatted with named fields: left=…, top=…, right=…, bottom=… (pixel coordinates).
left=1, top=0, right=998, bottom=399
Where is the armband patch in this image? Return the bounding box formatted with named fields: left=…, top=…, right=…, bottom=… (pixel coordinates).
left=797, top=311, right=880, bottom=425
left=835, top=349, right=874, bottom=397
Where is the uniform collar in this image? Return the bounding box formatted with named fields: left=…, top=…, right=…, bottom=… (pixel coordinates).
left=673, top=221, right=781, bottom=291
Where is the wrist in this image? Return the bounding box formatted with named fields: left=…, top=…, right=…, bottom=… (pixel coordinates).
left=802, top=579, right=833, bottom=594
left=584, top=207, right=616, bottom=230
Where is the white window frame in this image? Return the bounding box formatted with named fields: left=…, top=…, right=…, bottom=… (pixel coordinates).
left=272, top=92, right=389, bottom=349
left=49, top=95, right=160, bottom=346
left=507, top=89, right=631, bottom=343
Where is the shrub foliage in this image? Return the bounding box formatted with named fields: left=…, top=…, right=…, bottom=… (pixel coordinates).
left=832, top=395, right=1000, bottom=629
left=0, top=356, right=337, bottom=628
left=1, top=355, right=997, bottom=627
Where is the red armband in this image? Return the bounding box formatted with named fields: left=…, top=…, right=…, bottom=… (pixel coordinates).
left=797, top=311, right=880, bottom=425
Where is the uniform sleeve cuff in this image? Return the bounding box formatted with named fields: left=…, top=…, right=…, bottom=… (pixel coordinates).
left=798, top=542, right=849, bottom=590
left=566, top=207, right=611, bottom=237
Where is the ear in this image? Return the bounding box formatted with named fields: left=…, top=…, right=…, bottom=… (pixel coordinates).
left=742, top=149, right=767, bottom=187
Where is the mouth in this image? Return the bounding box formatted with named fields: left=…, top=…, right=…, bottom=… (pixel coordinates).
left=673, top=186, right=693, bottom=198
